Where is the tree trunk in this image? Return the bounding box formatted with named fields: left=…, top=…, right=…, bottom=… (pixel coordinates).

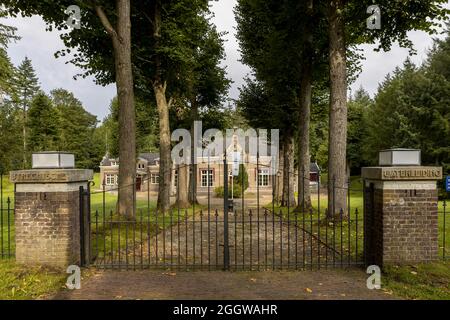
left=275, top=143, right=284, bottom=205
left=189, top=97, right=199, bottom=205
left=96, top=1, right=136, bottom=219
left=328, top=0, right=348, bottom=218
left=281, top=132, right=296, bottom=207
left=175, top=164, right=190, bottom=208
left=296, top=0, right=313, bottom=212
left=153, top=0, right=171, bottom=213
left=154, top=84, right=172, bottom=213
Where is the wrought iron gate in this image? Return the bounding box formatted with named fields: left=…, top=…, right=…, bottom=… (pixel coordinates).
left=82, top=160, right=367, bottom=271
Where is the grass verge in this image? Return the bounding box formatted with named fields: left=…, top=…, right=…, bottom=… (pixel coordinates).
left=383, top=261, right=450, bottom=300
left=0, top=260, right=66, bottom=300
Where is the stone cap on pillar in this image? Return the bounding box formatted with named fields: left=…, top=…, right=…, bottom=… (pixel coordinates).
left=361, top=166, right=442, bottom=181
left=10, top=169, right=93, bottom=184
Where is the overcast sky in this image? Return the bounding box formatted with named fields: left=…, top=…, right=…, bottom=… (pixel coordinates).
left=3, top=1, right=449, bottom=121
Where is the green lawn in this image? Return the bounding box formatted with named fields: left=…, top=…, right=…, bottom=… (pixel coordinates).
left=1, top=175, right=14, bottom=257
left=0, top=260, right=66, bottom=300
left=383, top=261, right=450, bottom=300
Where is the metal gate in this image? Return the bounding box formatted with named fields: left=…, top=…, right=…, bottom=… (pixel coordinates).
left=82, top=161, right=365, bottom=271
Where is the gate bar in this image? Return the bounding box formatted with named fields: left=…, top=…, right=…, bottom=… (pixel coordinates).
left=223, top=156, right=230, bottom=270
left=79, top=186, right=86, bottom=267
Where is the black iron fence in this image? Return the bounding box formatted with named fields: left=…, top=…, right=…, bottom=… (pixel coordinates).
left=1, top=166, right=447, bottom=267
left=85, top=161, right=367, bottom=271
left=440, top=199, right=448, bottom=261
left=0, top=174, right=14, bottom=260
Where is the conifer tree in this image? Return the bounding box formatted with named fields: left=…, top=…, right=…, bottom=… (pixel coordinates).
left=13, top=57, right=40, bottom=168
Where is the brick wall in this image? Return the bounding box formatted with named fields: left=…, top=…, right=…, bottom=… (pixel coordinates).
left=365, top=185, right=439, bottom=266
left=14, top=191, right=80, bottom=268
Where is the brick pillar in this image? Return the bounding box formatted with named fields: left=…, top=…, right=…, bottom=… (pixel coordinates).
left=10, top=169, right=93, bottom=268
left=362, top=166, right=442, bottom=266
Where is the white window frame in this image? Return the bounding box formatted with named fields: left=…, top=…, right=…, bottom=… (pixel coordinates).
left=201, top=169, right=214, bottom=187
left=258, top=169, right=270, bottom=187
left=105, top=174, right=118, bottom=186
left=151, top=173, right=159, bottom=184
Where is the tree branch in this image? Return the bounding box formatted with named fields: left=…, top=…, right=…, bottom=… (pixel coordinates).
left=95, top=5, right=118, bottom=41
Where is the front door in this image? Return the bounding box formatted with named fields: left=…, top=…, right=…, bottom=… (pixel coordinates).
left=136, top=176, right=142, bottom=192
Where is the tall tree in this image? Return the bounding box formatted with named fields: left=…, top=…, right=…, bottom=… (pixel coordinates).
left=347, top=88, right=372, bottom=175
left=144, top=0, right=223, bottom=212
left=95, top=1, right=136, bottom=218
left=236, top=0, right=325, bottom=208
left=27, top=92, right=58, bottom=151
left=51, top=88, right=100, bottom=168
left=13, top=57, right=40, bottom=168
left=327, top=0, right=348, bottom=215
left=297, top=0, right=314, bottom=211
left=364, top=50, right=450, bottom=174
left=0, top=102, right=21, bottom=173
left=0, top=9, right=21, bottom=172
left=0, top=9, right=18, bottom=103
left=4, top=0, right=137, bottom=218
left=325, top=0, right=448, bottom=216
left=186, top=21, right=230, bottom=207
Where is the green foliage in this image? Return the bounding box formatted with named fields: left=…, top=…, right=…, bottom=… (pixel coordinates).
left=51, top=89, right=101, bottom=168
left=347, top=88, right=373, bottom=174
left=235, top=0, right=302, bottom=133
left=13, top=57, right=40, bottom=109
left=2, top=0, right=227, bottom=103
left=236, top=164, right=249, bottom=191
left=0, top=8, right=19, bottom=96
left=0, top=7, right=19, bottom=49
left=11, top=85, right=104, bottom=170
left=0, top=102, right=22, bottom=173
left=99, top=96, right=160, bottom=158
left=215, top=184, right=244, bottom=199
left=309, top=88, right=330, bottom=170
left=214, top=164, right=248, bottom=199
left=345, top=1, right=449, bottom=53
left=364, top=30, right=450, bottom=175
left=0, top=49, right=15, bottom=97
left=27, top=93, right=58, bottom=151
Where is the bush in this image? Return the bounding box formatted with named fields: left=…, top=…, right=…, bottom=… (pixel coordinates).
left=215, top=185, right=244, bottom=198
left=214, top=164, right=249, bottom=198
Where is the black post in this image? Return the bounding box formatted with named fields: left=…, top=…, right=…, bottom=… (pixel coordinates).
left=79, top=186, right=86, bottom=267
left=444, top=199, right=446, bottom=260
left=86, top=182, right=91, bottom=266
left=7, top=197, right=11, bottom=258
left=223, top=156, right=230, bottom=270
